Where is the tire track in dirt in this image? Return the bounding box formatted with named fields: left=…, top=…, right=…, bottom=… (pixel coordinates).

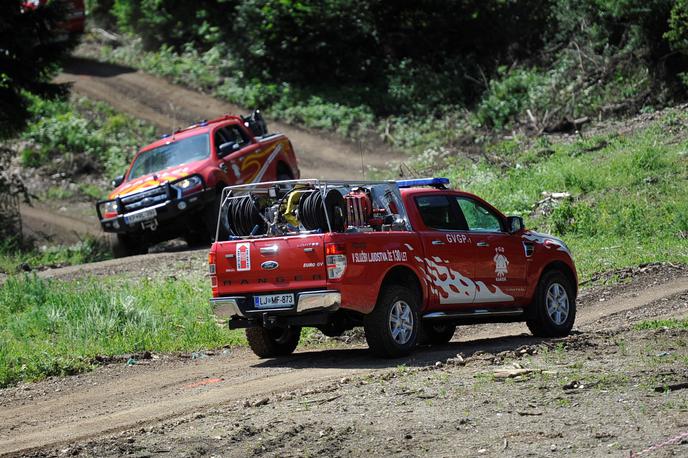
left=2, top=275, right=687, bottom=456
left=55, top=57, right=406, bottom=181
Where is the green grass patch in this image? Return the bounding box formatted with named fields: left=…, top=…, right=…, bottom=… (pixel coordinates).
left=0, top=238, right=111, bottom=275
left=634, top=319, right=688, bottom=331
left=429, top=109, right=688, bottom=281
left=0, top=275, right=244, bottom=387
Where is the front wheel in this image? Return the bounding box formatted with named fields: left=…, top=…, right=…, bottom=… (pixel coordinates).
left=364, top=285, right=420, bottom=358
left=246, top=326, right=301, bottom=358
left=203, top=191, right=229, bottom=242
left=526, top=270, right=576, bottom=337
left=109, top=234, right=147, bottom=258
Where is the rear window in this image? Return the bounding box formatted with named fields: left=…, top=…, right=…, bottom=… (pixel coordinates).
left=415, top=195, right=466, bottom=230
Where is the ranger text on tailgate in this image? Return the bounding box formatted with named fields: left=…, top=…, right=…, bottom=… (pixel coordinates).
left=209, top=178, right=577, bottom=358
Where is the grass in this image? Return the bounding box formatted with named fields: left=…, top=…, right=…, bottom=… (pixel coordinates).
left=425, top=109, right=688, bottom=281
left=0, top=275, right=245, bottom=387
left=0, top=238, right=111, bottom=275
left=634, top=319, right=688, bottom=330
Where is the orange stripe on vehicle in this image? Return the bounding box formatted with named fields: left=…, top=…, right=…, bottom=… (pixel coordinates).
left=241, top=145, right=276, bottom=183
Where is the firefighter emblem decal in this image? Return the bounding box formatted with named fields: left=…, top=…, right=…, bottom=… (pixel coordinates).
left=494, top=247, right=509, bottom=281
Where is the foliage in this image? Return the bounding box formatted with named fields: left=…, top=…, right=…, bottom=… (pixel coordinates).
left=0, top=275, right=245, bottom=387
left=88, top=0, right=688, bottom=143
left=634, top=318, right=688, bottom=330
left=0, top=237, right=111, bottom=276
left=415, top=108, right=688, bottom=280
left=0, top=0, right=76, bottom=138
left=110, top=0, right=236, bottom=49
left=20, top=93, right=155, bottom=184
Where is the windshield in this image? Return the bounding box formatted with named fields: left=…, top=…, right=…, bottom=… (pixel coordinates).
left=128, top=134, right=210, bottom=180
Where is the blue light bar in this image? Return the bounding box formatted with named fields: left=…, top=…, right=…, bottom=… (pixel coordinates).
left=396, top=177, right=450, bottom=189
left=160, top=133, right=171, bottom=139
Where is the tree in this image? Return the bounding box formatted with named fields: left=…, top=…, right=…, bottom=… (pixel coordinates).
left=0, top=0, right=76, bottom=139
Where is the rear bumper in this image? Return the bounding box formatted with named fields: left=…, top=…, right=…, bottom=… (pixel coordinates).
left=211, top=290, right=341, bottom=319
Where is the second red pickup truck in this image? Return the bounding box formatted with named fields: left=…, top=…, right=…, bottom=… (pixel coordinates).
left=209, top=178, right=577, bottom=358
left=97, top=112, right=299, bottom=256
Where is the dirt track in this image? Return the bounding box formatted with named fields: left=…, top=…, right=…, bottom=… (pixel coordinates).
left=2, top=265, right=687, bottom=456
left=55, top=57, right=405, bottom=181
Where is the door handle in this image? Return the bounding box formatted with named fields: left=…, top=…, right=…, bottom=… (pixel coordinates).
left=431, top=240, right=445, bottom=246
left=476, top=241, right=489, bottom=247
left=260, top=245, right=278, bottom=255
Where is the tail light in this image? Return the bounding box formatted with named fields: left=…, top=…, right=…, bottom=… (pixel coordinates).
left=326, top=243, right=347, bottom=280
left=208, top=252, right=218, bottom=296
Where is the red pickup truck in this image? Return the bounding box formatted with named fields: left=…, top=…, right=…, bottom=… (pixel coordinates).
left=97, top=112, right=299, bottom=256
left=209, top=178, right=577, bottom=358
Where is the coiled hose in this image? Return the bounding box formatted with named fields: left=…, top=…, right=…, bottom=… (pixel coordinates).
left=298, top=189, right=345, bottom=232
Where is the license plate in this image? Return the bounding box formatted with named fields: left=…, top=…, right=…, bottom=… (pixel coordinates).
left=254, top=293, right=295, bottom=308
left=124, top=208, right=157, bottom=225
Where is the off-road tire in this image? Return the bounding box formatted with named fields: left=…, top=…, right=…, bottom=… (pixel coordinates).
left=110, top=234, right=147, bottom=258
left=364, top=285, right=420, bottom=358
left=526, top=270, right=576, bottom=337
left=184, top=230, right=208, bottom=248
left=246, top=326, right=301, bottom=358
left=204, top=191, right=229, bottom=242
left=419, top=322, right=456, bottom=345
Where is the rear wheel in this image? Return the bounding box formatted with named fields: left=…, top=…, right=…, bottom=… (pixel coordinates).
left=110, top=234, right=147, bottom=258
left=526, top=270, right=576, bottom=337
left=246, top=326, right=301, bottom=358
left=419, top=322, right=456, bottom=345
left=364, top=285, right=420, bottom=358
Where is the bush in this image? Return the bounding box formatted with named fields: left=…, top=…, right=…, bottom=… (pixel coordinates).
left=20, top=93, right=155, bottom=181
left=477, top=68, right=548, bottom=129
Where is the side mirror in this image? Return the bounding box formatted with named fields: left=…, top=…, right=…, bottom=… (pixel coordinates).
left=507, top=216, right=525, bottom=234
left=218, top=142, right=241, bottom=157
left=111, top=175, right=124, bottom=188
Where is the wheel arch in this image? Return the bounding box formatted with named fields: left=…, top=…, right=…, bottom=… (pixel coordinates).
left=376, top=265, right=424, bottom=309
left=540, top=260, right=578, bottom=299
left=276, top=160, right=294, bottom=179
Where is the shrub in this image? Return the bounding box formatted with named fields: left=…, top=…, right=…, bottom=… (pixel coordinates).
left=20, top=94, right=155, bottom=180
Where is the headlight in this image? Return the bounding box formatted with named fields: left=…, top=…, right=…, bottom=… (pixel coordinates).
left=173, top=175, right=203, bottom=192
left=99, top=200, right=118, bottom=216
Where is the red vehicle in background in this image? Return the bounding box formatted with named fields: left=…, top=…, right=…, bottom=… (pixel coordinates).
left=209, top=178, right=577, bottom=358
left=97, top=111, right=300, bottom=256
left=22, top=0, right=86, bottom=36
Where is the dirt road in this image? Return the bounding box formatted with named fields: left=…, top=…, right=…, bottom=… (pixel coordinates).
left=55, top=57, right=405, bottom=180
left=2, top=265, right=686, bottom=456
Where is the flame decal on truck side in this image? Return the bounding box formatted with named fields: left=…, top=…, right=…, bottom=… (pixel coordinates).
left=416, top=256, right=514, bottom=304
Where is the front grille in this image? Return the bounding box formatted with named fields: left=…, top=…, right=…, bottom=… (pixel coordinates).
left=120, top=186, right=172, bottom=212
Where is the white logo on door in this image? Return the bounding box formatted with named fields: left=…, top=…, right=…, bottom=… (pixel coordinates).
left=494, top=247, right=509, bottom=281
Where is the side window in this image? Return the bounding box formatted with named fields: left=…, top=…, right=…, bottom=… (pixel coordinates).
left=456, top=197, right=503, bottom=232
left=415, top=195, right=467, bottom=231
left=215, top=125, right=250, bottom=152
left=225, top=125, right=250, bottom=147
left=214, top=128, right=230, bottom=150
